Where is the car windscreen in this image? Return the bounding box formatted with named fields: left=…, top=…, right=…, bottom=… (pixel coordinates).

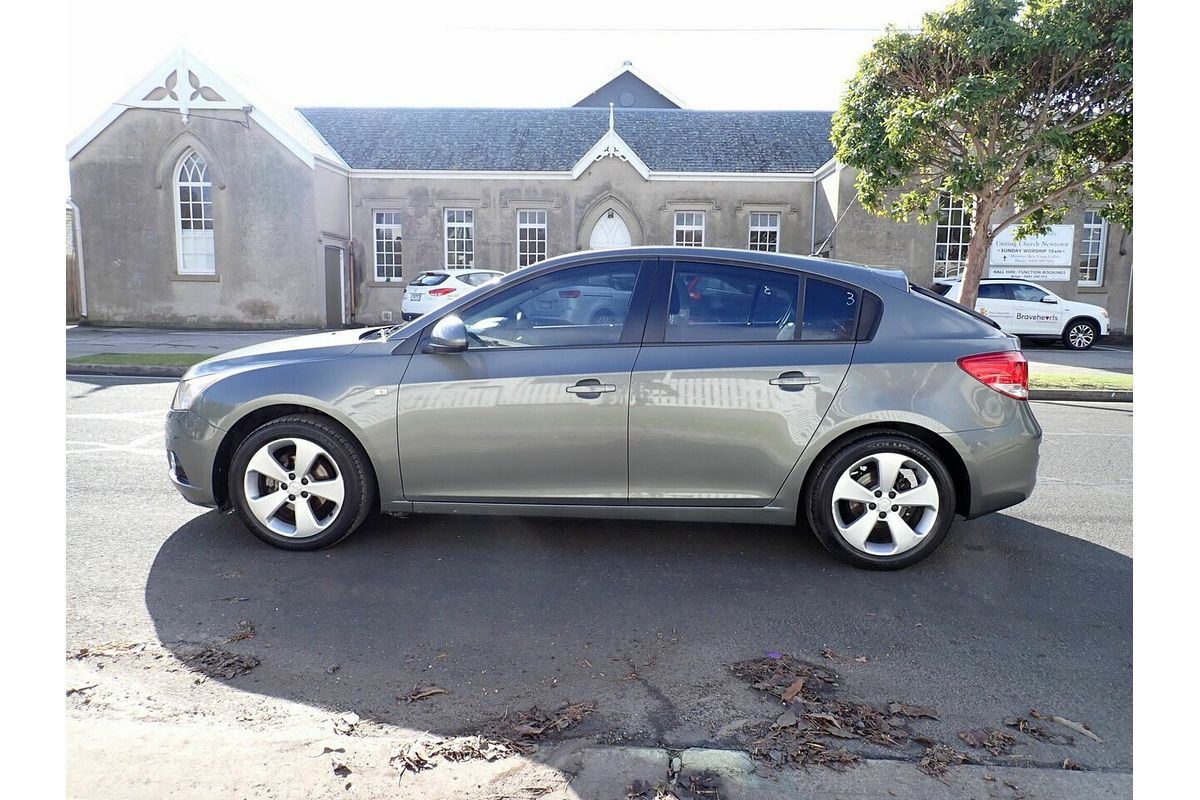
left=910, top=283, right=1001, bottom=329
left=411, top=273, right=449, bottom=287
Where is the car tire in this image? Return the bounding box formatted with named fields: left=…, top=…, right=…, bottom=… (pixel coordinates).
left=228, top=414, right=376, bottom=551
left=1062, top=319, right=1099, bottom=350
left=804, top=433, right=956, bottom=570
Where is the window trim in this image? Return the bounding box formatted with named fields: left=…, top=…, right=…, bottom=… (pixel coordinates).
left=373, top=209, right=403, bottom=282
left=1078, top=210, right=1107, bottom=287
left=173, top=149, right=216, bottom=276
left=747, top=211, right=781, bottom=253
left=444, top=207, right=475, bottom=269
left=516, top=208, right=548, bottom=267
left=673, top=210, right=706, bottom=247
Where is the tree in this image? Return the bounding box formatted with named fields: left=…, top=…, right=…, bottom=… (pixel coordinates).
left=831, top=0, right=1132, bottom=307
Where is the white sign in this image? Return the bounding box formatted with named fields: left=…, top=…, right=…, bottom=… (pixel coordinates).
left=988, top=265, right=1072, bottom=281
left=989, top=224, right=1074, bottom=267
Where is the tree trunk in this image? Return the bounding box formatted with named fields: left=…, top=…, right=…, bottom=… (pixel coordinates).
left=958, top=196, right=995, bottom=309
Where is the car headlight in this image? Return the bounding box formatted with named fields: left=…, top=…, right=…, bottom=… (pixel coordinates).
left=171, top=373, right=224, bottom=411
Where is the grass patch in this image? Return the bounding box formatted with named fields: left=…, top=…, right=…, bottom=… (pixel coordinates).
left=1029, top=372, right=1133, bottom=391
left=67, top=352, right=211, bottom=368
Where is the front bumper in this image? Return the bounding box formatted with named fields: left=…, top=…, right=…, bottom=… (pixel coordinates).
left=949, top=401, right=1043, bottom=518
left=164, top=409, right=224, bottom=508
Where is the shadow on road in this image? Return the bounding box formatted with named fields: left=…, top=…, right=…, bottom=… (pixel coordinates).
left=145, top=510, right=1131, bottom=768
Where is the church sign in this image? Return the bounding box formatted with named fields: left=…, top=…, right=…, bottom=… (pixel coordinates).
left=988, top=224, right=1074, bottom=281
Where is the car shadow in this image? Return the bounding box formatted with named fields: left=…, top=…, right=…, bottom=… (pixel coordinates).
left=145, top=510, right=1131, bottom=769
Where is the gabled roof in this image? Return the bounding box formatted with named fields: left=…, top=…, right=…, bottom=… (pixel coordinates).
left=573, top=61, right=685, bottom=109
left=297, top=107, right=835, bottom=174
left=67, top=50, right=346, bottom=169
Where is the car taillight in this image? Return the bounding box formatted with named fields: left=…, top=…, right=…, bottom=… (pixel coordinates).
left=559, top=290, right=581, bottom=298
left=427, top=287, right=457, bottom=297
left=957, top=351, right=1029, bottom=400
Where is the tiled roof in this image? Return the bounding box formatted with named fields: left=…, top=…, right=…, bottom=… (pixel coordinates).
left=297, top=107, right=834, bottom=173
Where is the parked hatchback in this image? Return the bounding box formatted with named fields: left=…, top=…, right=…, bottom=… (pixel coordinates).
left=401, top=269, right=502, bottom=320
left=166, top=248, right=1041, bottom=569
left=933, top=278, right=1109, bottom=350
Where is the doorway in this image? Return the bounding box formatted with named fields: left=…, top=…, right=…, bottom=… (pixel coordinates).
left=589, top=209, right=632, bottom=249
left=324, top=245, right=346, bottom=327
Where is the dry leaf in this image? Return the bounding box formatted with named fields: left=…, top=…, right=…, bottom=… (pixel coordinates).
left=781, top=677, right=806, bottom=703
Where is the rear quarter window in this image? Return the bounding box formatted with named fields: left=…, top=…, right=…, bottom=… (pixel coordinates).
left=801, top=278, right=859, bottom=341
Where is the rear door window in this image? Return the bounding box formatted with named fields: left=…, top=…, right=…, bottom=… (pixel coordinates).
left=801, top=278, right=859, bottom=341
left=665, top=262, right=798, bottom=342
left=978, top=284, right=1012, bottom=300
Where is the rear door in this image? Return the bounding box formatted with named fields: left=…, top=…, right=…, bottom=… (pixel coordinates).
left=973, top=282, right=1017, bottom=330
left=396, top=258, right=653, bottom=503
left=627, top=259, right=856, bottom=506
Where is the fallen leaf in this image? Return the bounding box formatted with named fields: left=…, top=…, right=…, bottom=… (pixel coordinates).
left=781, top=677, right=806, bottom=703
left=1030, top=710, right=1103, bottom=743
left=855, top=656, right=869, bottom=663
left=333, top=712, right=360, bottom=735
left=888, top=702, right=939, bottom=720
left=773, top=710, right=799, bottom=729
left=402, top=685, right=448, bottom=703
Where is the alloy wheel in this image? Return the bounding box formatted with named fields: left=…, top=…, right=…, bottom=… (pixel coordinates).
left=830, top=452, right=941, bottom=556
left=1067, top=323, right=1095, bottom=349
left=242, top=437, right=345, bottom=538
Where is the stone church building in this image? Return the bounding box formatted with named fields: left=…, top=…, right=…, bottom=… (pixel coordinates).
left=67, top=52, right=1132, bottom=332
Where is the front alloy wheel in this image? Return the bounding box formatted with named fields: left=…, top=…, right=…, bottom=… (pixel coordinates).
left=806, top=434, right=955, bottom=569
left=229, top=415, right=375, bottom=550
left=1063, top=320, right=1098, bottom=350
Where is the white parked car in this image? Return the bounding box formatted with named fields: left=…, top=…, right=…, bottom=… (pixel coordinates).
left=933, top=278, right=1109, bottom=350
left=401, top=270, right=503, bottom=321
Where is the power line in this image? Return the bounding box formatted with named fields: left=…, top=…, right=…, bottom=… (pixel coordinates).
left=461, top=25, right=918, bottom=33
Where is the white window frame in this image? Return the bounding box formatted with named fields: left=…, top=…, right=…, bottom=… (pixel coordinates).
left=748, top=212, right=781, bottom=252
left=674, top=210, right=705, bottom=247
left=174, top=150, right=215, bottom=275
left=933, top=193, right=973, bottom=280
left=444, top=208, right=475, bottom=268
left=1078, top=210, right=1107, bottom=286
left=517, top=209, right=548, bottom=267
left=373, top=210, right=403, bottom=281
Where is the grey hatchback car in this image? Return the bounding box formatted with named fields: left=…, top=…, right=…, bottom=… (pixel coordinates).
left=165, top=247, right=1041, bottom=569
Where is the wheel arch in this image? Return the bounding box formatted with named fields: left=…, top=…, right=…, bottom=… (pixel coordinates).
left=796, top=421, right=971, bottom=522
left=1063, top=314, right=1102, bottom=334
left=211, top=403, right=379, bottom=511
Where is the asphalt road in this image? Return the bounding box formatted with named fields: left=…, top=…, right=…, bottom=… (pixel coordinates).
left=66, top=376, right=1132, bottom=777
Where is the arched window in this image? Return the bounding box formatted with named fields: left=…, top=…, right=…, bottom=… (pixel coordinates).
left=175, top=150, right=215, bottom=274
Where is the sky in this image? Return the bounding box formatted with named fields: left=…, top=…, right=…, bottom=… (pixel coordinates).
left=65, top=0, right=944, bottom=141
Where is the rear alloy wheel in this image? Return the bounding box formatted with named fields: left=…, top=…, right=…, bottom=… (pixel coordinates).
left=806, top=434, right=955, bottom=569
left=229, top=415, right=375, bottom=550
left=591, top=308, right=618, bottom=326
left=1063, top=319, right=1098, bottom=350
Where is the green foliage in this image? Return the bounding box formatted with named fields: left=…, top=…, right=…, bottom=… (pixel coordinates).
left=832, top=0, right=1132, bottom=238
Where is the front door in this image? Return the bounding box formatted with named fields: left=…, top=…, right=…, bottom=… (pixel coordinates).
left=323, top=245, right=345, bottom=327
left=396, top=259, right=652, bottom=503
left=589, top=209, right=632, bottom=250
left=1007, top=282, right=1063, bottom=335
left=629, top=260, right=854, bottom=505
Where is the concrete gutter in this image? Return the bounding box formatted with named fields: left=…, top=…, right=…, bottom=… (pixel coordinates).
left=1029, top=389, right=1132, bottom=402
left=67, top=363, right=188, bottom=379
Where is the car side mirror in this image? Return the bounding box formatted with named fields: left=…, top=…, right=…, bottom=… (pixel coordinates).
left=1041, top=296, right=1058, bottom=304
left=423, top=315, right=468, bottom=353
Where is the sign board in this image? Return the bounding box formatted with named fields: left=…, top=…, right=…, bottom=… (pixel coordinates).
left=987, top=265, right=1072, bottom=281
left=989, top=224, right=1074, bottom=270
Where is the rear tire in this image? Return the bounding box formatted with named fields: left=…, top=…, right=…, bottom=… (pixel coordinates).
left=228, top=414, right=376, bottom=551
left=1063, top=319, right=1099, bottom=350
left=804, top=433, right=956, bottom=570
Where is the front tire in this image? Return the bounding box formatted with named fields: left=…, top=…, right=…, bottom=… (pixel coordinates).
left=805, top=433, right=956, bottom=570
left=228, top=415, right=376, bottom=550
left=1063, top=319, right=1099, bottom=350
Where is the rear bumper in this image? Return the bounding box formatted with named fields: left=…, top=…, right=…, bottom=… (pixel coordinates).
left=164, top=409, right=223, bottom=508
left=948, top=402, right=1043, bottom=518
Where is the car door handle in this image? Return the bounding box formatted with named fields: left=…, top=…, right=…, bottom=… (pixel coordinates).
left=566, top=380, right=617, bottom=395
left=770, top=373, right=820, bottom=389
